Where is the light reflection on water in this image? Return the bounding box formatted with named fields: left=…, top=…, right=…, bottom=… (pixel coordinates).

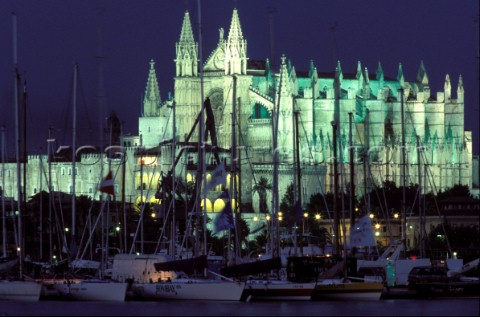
left=0, top=298, right=479, bottom=316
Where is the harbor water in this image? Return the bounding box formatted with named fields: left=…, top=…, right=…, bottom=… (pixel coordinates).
left=0, top=298, right=479, bottom=316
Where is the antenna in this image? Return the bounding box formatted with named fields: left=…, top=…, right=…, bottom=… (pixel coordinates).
left=267, top=6, right=277, bottom=69
left=474, top=15, right=479, bottom=81
left=96, top=7, right=107, bottom=151
left=330, top=22, right=339, bottom=67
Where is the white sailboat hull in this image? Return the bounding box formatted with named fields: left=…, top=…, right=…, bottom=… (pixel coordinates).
left=0, top=280, right=42, bottom=301
left=52, top=279, right=128, bottom=301
left=243, top=280, right=316, bottom=301
left=132, top=278, right=245, bottom=301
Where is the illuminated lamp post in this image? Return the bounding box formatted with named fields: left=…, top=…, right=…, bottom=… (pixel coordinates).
left=303, top=212, right=308, bottom=236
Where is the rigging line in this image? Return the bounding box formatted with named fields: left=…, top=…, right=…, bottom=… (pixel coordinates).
left=374, top=167, right=393, bottom=239
left=76, top=68, right=95, bottom=140
left=403, top=97, right=440, bottom=187
left=365, top=162, right=388, bottom=214
left=157, top=103, right=174, bottom=145
left=406, top=185, right=421, bottom=218
left=335, top=109, right=350, bottom=251
left=128, top=152, right=160, bottom=254
left=59, top=71, right=75, bottom=147
left=234, top=106, right=259, bottom=188
left=45, top=132, right=67, bottom=262
left=76, top=198, right=108, bottom=263
left=76, top=159, right=123, bottom=261
left=297, top=108, right=332, bottom=219
left=75, top=196, right=96, bottom=262
left=153, top=151, right=191, bottom=254
left=421, top=145, right=454, bottom=254
left=153, top=188, right=177, bottom=254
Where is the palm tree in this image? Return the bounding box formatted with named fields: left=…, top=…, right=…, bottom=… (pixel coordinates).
left=252, top=176, right=272, bottom=213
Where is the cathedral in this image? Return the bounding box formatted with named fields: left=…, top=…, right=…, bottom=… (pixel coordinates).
left=2, top=8, right=474, bottom=229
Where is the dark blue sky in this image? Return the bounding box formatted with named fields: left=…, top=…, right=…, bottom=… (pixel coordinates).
left=0, top=0, right=478, bottom=156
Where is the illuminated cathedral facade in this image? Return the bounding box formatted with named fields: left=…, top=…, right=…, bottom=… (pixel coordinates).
left=1, top=8, right=474, bottom=225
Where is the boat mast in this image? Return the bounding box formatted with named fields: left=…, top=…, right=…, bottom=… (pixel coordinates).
left=196, top=0, right=208, bottom=263
left=22, top=81, right=27, bottom=244
left=231, top=75, right=240, bottom=262
left=332, top=63, right=341, bottom=258
left=271, top=65, right=282, bottom=259
left=38, top=140, right=43, bottom=260
left=294, top=107, right=302, bottom=255
left=47, top=127, right=54, bottom=262
left=365, top=108, right=371, bottom=212
left=12, top=12, right=24, bottom=277
left=348, top=112, right=355, bottom=229
left=171, top=101, right=176, bottom=259
left=71, top=63, right=78, bottom=259
left=400, top=87, right=407, bottom=258
left=416, top=135, right=425, bottom=258
left=1, top=126, right=6, bottom=258
left=120, top=124, right=127, bottom=252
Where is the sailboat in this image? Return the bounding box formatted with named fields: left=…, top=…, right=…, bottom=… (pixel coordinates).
left=41, top=64, right=127, bottom=302
left=355, top=87, right=463, bottom=290
left=125, top=97, right=245, bottom=301
left=219, top=56, right=317, bottom=302
left=1, top=125, right=19, bottom=274
left=0, top=13, right=43, bottom=302
left=311, top=64, right=383, bottom=301
left=112, top=7, right=245, bottom=301
left=0, top=123, right=42, bottom=300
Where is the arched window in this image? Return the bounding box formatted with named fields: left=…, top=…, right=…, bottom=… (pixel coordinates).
left=251, top=103, right=271, bottom=119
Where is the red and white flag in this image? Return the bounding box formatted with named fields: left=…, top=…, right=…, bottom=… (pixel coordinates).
left=99, top=171, right=115, bottom=196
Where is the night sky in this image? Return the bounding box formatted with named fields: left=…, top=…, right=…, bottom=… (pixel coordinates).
left=0, top=0, right=478, bottom=157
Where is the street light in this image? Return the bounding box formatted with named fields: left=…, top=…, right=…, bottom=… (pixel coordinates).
left=303, top=212, right=309, bottom=235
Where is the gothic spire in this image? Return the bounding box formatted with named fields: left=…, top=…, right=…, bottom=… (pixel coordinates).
left=363, top=67, right=370, bottom=99
left=416, top=60, right=429, bottom=85
left=364, top=67, right=370, bottom=85
left=143, top=59, right=161, bottom=117
left=308, top=60, right=317, bottom=80
left=278, top=54, right=291, bottom=97
left=376, top=61, right=384, bottom=82
left=457, top=74, right=464, bottom=93
left=356, top=61, right=363, bottom=91
left=444, top=73, right=451, bottom=100
left=309, top=59, right=318, bottom=96
left=225, top=8, right=247, bottom=75
left=175, top=11, right=198, bottom=77
left=289, top=61, right=298, bottom=94
left=457, top=74, right=464, bottom=102
left=355, top=61, right=363, bottom=80
left=336, top=60, right=343, bottom=83
left=397, top=62, right=405, bottom=86
left=179, top=11, right=194, bottom=44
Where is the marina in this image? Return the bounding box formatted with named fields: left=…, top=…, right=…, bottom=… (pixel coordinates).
left=0, top=1, right=478, bottom=314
